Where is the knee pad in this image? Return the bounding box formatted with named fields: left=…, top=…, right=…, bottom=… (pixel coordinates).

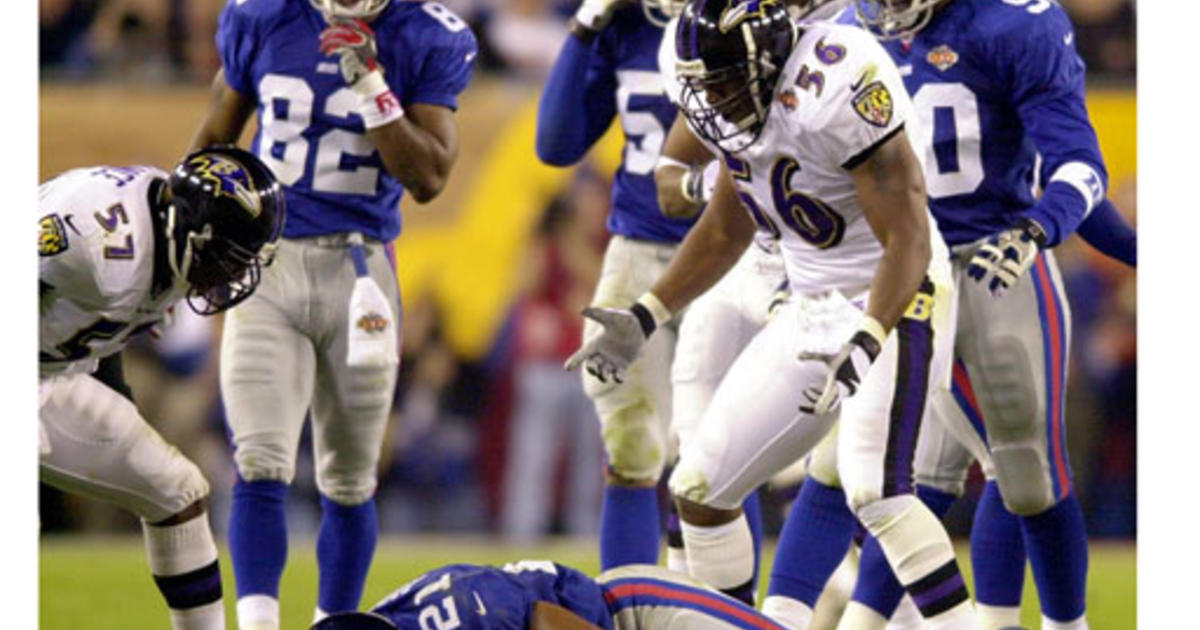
left=232, top=438, right=296, bottom=485
left=854, top=494, right=956, bottom=587
left=601, top=401, right=668, bottom=483
left=990, top=452, right=1057, bottom=516
left=316, top=462, right=379, bottom=507
left=668, top=457, right=711, bottom=506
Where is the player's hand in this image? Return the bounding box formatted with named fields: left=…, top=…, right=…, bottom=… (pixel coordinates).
left=965, top=218, right=1048, bottom=297
left=319, top=18, right=382, bottom=89
left=798, top=320, right=885, bottom=416
left=573, top=0, right=634, bottom=32
left=564, top=305, right=655, bottom=384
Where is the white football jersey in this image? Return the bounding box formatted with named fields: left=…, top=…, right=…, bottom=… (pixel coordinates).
left=667, top=21, right=948, bottom=295
left=39, top=166, right=185, bottom=377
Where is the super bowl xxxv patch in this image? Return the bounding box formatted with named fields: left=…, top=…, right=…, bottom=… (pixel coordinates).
left=39, top=213, right=69, bottom=257
left=851, top=81, right=894, bottom=128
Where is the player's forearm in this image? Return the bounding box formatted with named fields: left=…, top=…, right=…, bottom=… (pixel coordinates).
left=535, top=34, right=612, bottom=166
left=852, top=130, right=931, bottom=332
left=649, top=173, right=754, bottom=313
left=1075, top=197, right=1136, bottom=267
left=368, top=116, right=457, bottom=204
left=867, top=226, right=930, bottom=332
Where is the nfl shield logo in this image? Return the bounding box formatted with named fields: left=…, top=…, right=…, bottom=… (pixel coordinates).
left=851, top=81, right=894, bottom=128
left=926, top=44, right=959, bottom=71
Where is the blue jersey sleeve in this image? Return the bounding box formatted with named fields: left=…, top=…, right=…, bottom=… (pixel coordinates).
left=407, top=26, right=478, bottom=110
left=995, top=5, right=1107, bottom=246
left=215, top=0, right=258, bottom=96
left=1075, top=198, right=1136, bottom=267
left=535, top=32, right=620, bottom=167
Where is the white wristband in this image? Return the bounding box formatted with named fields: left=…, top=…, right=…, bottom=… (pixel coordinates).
left=636, top=292, right=673, bottom=328
left=858, top=314, right=888, bottom=346
left=354, top=69, right=404, bottom=129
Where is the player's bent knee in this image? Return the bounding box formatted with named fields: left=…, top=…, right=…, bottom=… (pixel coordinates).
left=232, top=439, right=297, bottom=484
left=992, top=462, right=1057, bottom=516
left=601, top=404, right=667, bottom=483
left=317, top=471, right=378, bottom=507
left=141, top=455, right=211, bottom=524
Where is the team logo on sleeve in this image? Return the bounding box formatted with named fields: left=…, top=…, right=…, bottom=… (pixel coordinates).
left=851, top=81, right=894, bottom=128
left=926, top=45, right=959, bottom=72
left=186, top=154, right=263, bottom=218
left=38, top=213, right=69, bottom=256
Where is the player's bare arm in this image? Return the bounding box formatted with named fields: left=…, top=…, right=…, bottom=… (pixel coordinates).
left=365, top=102, right=460, bottom=203
left=529, top=602, right=605, bottom=630
left=317, top=16, right=461, bottom=203
left=654, top=116, right=715, bottom=219
left=188, top=69, right=256, bottom=151
left=649, top=163, right=756, bottom=313
left=848, top=127, right=931, bottom=333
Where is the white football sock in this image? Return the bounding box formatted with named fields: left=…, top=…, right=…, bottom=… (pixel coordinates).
left=886, top=595, right=924, bottom=629
left=924, top=600, right=979, bottom=630
left=142, top=514, right=224, bottom=630
left=977, top=603, right=1021, bottom=629
left=679, top=514, right=755, bottom=591
left=237, top=594, right=280, bottom=630
left=836, top=601, right=889, bottom=630
left=762, top=594, right=815, bottom=630
left=1042, top=613, right=1088, bottom=630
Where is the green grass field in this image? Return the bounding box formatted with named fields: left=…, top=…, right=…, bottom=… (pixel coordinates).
left=39, top=536, right=1135, bottom=629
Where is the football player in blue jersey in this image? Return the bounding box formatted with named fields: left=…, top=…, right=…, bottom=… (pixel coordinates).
left=309, top=561, right=792, bottom=630
left=839, top=1, right=1136, bottom=628
left=537, top=0, right=767, bottom=586
left=188, top=1, right=477, bottom=628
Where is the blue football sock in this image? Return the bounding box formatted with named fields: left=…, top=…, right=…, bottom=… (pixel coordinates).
left=851, top=485, right=957, bottom=617
left=743, top=490, right=763, bottom=590
left=317, top=495, right=378, bottom=613
left=971, top=480, right=1026, bottom=607
left=600, top=484, right=660, bottom=570
left=767, top=479, right=856, bottom=607
left=229, top=478, right=289, bottom=598
left=1022, top=492, right=1088, bottom=622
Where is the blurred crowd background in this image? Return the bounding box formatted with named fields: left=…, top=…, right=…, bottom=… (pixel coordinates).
left=38, top=0, right=1138, bottom=543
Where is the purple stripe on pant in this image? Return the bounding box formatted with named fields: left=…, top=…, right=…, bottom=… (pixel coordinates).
left=882, top=316, right=934, bottom=497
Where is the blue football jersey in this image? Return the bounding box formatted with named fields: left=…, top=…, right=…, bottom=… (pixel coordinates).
left=216, top=0, right=477, bottom=242
left=589, top=7, right=697, bottom=243
left=865, top=0, right=1107, bottom=246
left=368, top=561, right=614, bottom=630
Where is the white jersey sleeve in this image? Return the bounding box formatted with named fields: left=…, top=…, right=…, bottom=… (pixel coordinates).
left=803, top=25, right=914, bottom=171
left=39, top=166, right=178, bottom=375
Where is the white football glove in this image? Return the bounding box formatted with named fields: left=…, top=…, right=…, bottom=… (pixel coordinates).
left=574, top=0, right=634, bottom=31
left=798, top=318, right=886, bottom=416
left=564, top=295, right=669, bottom=384
left=966, top=218, right=1048, bottom=297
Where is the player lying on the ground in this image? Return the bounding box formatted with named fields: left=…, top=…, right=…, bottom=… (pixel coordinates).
left=38, top=147, right=285, bottom=630
left=311, top=561, right=792, bottom=630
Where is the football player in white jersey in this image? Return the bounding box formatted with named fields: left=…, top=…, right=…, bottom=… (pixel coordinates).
left=569, top=0, right=979, bottom=627
left=38, top=147, right=284, bottom=630
left=650, top=0, right=849, bottom=587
